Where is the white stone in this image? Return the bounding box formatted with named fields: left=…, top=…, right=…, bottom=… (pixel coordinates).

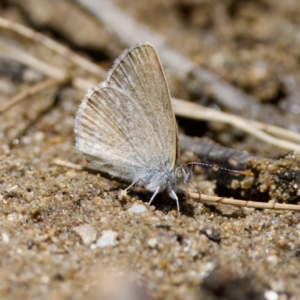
left=2, top=232, right=9, bottom=243
left=96, top=230, right=118, bottom=248
left=127, top=204, right=147, bottom=214
left=264, top=290, right=278, bottom=300
left=147, top=238, right=157, bottom=248
left=73, top=224, right=97, bottom=246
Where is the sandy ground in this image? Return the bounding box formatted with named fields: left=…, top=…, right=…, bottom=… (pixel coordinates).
left=1, top=1, right=300, bottom=299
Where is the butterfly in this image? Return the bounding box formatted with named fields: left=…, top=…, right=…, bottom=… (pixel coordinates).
left=75, top=42, right=193, bottom=213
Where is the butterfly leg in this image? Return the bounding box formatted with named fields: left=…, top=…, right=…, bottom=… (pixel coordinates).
left=148, top=186, right=160, bottom=206
left=124, top=178, right=149, bottom=193
left=168, top=189, right=180, bottom=215
left=120, top=179, right=147, bottom=199
left=124, top=179, right=142, bottom=192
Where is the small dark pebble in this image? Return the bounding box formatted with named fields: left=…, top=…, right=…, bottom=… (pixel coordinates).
left=200, top=227, right=221, bottom=243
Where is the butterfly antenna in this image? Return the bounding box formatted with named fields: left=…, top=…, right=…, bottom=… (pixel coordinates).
left=186, top=162, right=253, bottom=176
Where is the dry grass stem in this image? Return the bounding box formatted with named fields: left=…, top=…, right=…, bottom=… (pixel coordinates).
left=192, top=193, right=300, bottom=211
left=248, top=120, right=300, bottom=144
left=0, top=77, right=69, bottom=114
left=0, top=17, right=106, bottom=78
left=53, top=158, right=84, bottom=171
left=173, top=98, right=300, bottom=152
left=0, top=39, right=66, bottom=79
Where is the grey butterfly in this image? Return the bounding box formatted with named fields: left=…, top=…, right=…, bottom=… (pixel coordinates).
left=75, top=42, right=192, bottom=213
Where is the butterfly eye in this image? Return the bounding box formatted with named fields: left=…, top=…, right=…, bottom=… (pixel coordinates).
left=176, top=169, right=183, bottom=179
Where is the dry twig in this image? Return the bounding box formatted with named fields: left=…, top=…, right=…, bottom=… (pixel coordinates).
left=173, top=98, right=300, bottom=152
left=0, top=17, right=106, bottom=78
left=0, top=39, right=66, bottom=79
left=0, top=77, right=69, bottom=114
left=0, top=41, right=97, bottom=92
left=191, top=193, right=300, bottom=212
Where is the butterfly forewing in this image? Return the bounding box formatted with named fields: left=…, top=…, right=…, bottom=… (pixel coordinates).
left=106, top=43, right=179, bottom=168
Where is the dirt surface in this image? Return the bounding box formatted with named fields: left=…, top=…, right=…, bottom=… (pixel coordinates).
left=1, top=1, right=300, bottom=299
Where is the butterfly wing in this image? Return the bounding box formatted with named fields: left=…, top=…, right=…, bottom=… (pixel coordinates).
left=106, top=42, right=179, bottom=166
left=75, top=42, right=179, bottom=184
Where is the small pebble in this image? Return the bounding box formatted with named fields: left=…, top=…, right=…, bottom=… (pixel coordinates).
left=73, top=224, right=97, bottom=246
left=127, top=204, right=147, bottom=214
left=266, top=255, right=279, bottom=266
left=96, top=230, right=118, bottom=248
left=118, top=189, right=128, bottom=200
left=147, top=238, right=158, bottom=248
left=1, top=145, right=10, bottom=155
left=264, top=290, right=278, bottom=300
left=2, top=232, right=9, bottom=243
left=7, top=185, right=18, bottom=192
left=7, top=213, right=23, bottom=222
left=33, top=131, right=45, bottom=142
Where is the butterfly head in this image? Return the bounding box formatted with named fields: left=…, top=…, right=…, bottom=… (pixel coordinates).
left=174, top=164, right=193, bottom=186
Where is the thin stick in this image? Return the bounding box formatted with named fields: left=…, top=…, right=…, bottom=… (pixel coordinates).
left=0, top=17, right=106, bottom=78
left=53, top=158, right=84, bottom=171
left=172, top=98, right=300, bottom=152
left=248, top=120, right=300, bottom=144
left=0, top=77, right=69, bottom=114
left=173, top=98, right=300, bottom=144
left=0, top=39, right=66, bottom=79
left=190, top=193, right=300, bottom=211
left=0, top=42, right=97, bottom=92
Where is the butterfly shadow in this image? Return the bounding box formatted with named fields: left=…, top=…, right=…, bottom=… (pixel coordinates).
left=201, top=201, right=247, bottom=219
